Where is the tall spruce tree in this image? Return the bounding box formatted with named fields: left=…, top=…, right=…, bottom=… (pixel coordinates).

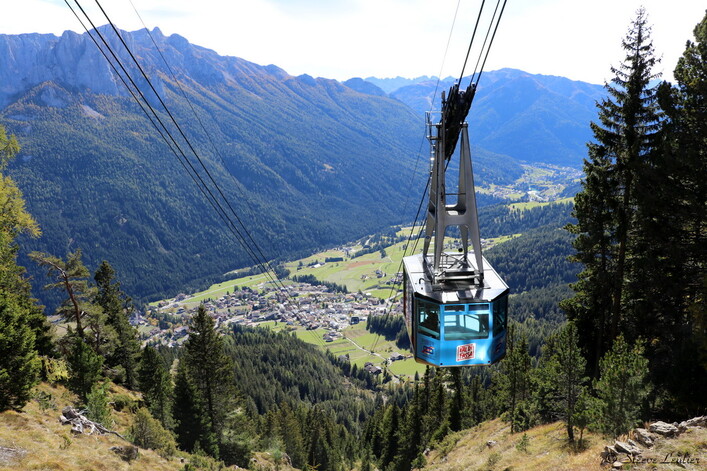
left=180, top=304, right=236, bottom=457
left=94, top=261, right=140, bottom=388
left=533, top=322, right=587, bottom=442
left=138, top=345, right=174, bottom=429
left=563, top=7, right=662, bottom=377
left=496, top=324, right=533, bottom=433
left=0, top=291, right=41, bottom=411
left=173, top=360, right=215, bottom=454
left=649, top=10, right=707, bottom=415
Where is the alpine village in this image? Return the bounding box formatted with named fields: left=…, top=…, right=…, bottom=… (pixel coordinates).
left=0, top=3, right=705, bottom=471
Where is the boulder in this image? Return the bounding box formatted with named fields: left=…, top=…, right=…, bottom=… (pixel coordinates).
left=681, top=416, right=706, bottom=429
left=614, top=440, right=641, bottom=455
left=649, top=421, right=679, bottom=437
left=633, top=428, right=655, bottom=448
left=688, top=416, right=706, bottom=427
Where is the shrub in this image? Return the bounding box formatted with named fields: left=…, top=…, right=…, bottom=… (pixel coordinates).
left=111, top=393, right=138, bottom=412
left=41, top=356, right=69, bottom=383
left=85, top=381, right=111, bottom=425
left=129, top=408, right=177, bottom=458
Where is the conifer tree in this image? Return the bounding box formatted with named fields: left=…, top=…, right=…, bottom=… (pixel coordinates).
left=138, top=345, right=174, bottom=429
left=173, top=360, right=216, bottom=455
left=563, top=7, right=662, bottom=376
left=30, top=250, right=99, bottom=341
left=394, top=379, right=424, bottom=471
left=496, top=324, right=533, bottom=433
left=534, top=322, right=587, bottom=442
left=648, top=10, right=707, bottom=415
left=0, top=294, right=41, bottom=410
left=66, top=335, right=104, bottom=400
left=94, top=261, right=140, bottom=388
left=595, top=335, right=650, bottom=437
left=274, top=403, right=305, bottom=468
left=0, top=125, right=46, bottom=410
left=0, top=126, right=51, bottom=354
left=180, top=304, right=236, bottom=457
left=425, top=369, right=450, bottom=442
left=379, top=403, right=399, bottom=469
left=449, top=367, right=464, bottom=432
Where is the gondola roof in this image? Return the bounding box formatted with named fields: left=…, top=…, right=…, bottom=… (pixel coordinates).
left=403, top=252, right=508, bottom=304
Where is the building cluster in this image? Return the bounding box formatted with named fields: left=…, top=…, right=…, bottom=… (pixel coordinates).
left=140, top=281, right=402, bottom=347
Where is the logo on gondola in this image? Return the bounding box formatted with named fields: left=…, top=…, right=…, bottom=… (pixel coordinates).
left=457, top=343, right=475, bottom=361
left=422, top=345, right=435, bottom=355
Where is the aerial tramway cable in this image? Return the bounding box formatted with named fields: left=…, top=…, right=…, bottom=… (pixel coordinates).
left=124, top=0, right=286, bottom=289
left=64, top=0, right=287, bottom=291
left=90, top=0, right=286, bottom=291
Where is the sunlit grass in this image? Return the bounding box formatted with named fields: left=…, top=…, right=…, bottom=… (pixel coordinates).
left=0, top=383, right=186, bottom=471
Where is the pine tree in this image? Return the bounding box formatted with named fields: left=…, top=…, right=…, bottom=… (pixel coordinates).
left=534, top=322, right=587, bottom=442
left=496, top=324, right=533, bottom=433
left=173, top=360, right=215, bottom=455
left=0, top=125, right=46, bottom=410
left=181, top=304, right=236, bottom=457
left=30, top=250, right=100, bottom=341
left=94, top=261, right=140, bottom=388
left=275, top=403, right=306, bottom=468
left=449, top=367, right=464, bottom=432
left=379, top=404, right=399, bottom=469
left=563, top=7, right=662, bottom=376
left=394, top=379, right=423, bottom=471
left=648, top=10, right=707, bottom=415
left=595, top=335, right=650, bottom=437
left=0, top=294, right=41, bottom=411
left=138, top=345, right=174, bottom=429
left=66, top=335, right=104, bottom=400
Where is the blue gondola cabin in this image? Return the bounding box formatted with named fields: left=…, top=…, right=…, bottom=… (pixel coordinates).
left=403, top=252, right=509, bottom=367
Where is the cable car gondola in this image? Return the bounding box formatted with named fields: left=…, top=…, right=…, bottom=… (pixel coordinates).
left=403, top=82, right=509, bottom=367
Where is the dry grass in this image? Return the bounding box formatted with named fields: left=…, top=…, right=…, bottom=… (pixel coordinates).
left=422, top=418, right=707, bottom=471
left=0, top=383, right=185, bottom=471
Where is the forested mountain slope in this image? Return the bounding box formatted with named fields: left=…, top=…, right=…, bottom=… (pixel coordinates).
left=0, top=28, right=528, bottom=305
left=0, top=28, right=429, bottom=303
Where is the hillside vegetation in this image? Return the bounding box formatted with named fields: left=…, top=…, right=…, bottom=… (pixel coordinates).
left=0, top=383, right=185, bottom=471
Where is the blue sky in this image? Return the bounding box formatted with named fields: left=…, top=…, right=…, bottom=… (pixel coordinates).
left=3, top=0, right=705, bottom=84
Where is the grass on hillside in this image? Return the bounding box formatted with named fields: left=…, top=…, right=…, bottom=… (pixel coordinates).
left=424, top=417, right=707, bottom=471
left=0, top=383, right=184, bottom=471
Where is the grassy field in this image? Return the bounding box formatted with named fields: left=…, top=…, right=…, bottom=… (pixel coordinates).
left=167, top=223, right=503, bottom=308
left=509, top=196, right=574, bottom=211
left=257, top=320, right=427, bottom=379
left=149, top=272, right=277, bottom=308
left=153, top=227, right=417, bottom=307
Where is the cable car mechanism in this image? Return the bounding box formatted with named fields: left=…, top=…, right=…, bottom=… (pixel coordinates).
left=403, top=82, right=509, bottom=367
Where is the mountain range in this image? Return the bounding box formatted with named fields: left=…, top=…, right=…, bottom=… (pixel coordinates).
left=364, top=70, right=606, bottom=166
left=0, top=27, right=601, bottom=304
